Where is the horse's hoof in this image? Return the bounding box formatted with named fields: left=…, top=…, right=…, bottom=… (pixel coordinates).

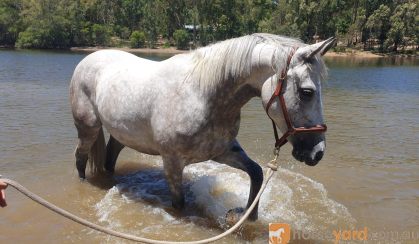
left=172, top=198, right=185, bottom=210
left=225, top=207, right=245, bottom=226
left=79, top=177, right=86, bottom=182
left=77, top=170, right=86, bottom=180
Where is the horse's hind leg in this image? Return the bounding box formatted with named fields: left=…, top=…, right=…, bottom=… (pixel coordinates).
left=213, top=140, right=263, bottom=222
left=74, top=123, right=101, bottom=179
left=75, top=149, right=88, bottom=179
left=71, top=93, right=104, bottom=179
left=162, top=156, right=185, bottom=209
left=105, top=135, right=125, bottom=173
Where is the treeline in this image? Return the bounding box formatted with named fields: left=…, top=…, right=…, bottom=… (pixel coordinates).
left=0, top=0, right=417, bottom=52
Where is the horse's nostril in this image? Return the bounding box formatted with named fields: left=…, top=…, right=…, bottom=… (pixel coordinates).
left=314, top=151, right=324, bottom=161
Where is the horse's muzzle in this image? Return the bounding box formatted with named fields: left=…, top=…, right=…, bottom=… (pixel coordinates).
left=292, top=139, right=325, bottom=166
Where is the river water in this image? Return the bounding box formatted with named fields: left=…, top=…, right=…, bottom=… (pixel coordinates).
left=0, top=50, right=418, bottom=243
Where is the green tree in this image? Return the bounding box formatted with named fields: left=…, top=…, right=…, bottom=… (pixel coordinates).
left=16, top=0, right=72, bottom=48
left=91, top=24, right=111, bottom=46
left=165, top=0, right=187, bottom=39
left=366, top=4, right=391, bottom=51
left=0, top=0, right=416, bottom=53
left=259, top=1, right=298, bottom=37
left=386, top=2, right=418, bottom=52
left=142, top=1, right=163, bottom=48
left=173, top=29, right=189, bottom=49
left=119, top=0, right=144, bottom=32
left=66, top=0, right=87, bottom=46
left=130, top=30, right=146, bottom=48
left=345, top=6, right=367, bottom=47
left=0, top=0, right=23, bottom=45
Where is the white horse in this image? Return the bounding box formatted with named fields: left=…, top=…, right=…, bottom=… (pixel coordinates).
left=70, top=33, right=334, bottom=221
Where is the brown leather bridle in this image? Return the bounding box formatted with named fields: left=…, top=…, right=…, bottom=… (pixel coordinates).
left=265, top=48, right=327, bottom=150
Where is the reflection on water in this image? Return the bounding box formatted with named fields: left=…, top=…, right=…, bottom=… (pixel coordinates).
left=0, top=49, right=418, bottom=243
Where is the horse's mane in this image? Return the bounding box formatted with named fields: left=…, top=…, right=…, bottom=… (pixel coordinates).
left=188, top=33, right=327, bottom=92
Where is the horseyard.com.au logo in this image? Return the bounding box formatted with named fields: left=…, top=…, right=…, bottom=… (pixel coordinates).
left=269, top=222, right=419, bottom=243
left=269, top=223, right=369, bottom=244
left=269, top=223, right=291, bottom=244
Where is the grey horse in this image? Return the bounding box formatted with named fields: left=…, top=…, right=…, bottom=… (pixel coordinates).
left=69, top=33, right=334, bottom=221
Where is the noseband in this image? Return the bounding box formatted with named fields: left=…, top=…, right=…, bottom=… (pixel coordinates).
left=265, top=48, right=327, bottom=150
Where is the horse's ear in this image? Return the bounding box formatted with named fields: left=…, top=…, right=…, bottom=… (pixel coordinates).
left=298, top=37, right=336, bottom=60
left=319, top=37, right=336, bottom=56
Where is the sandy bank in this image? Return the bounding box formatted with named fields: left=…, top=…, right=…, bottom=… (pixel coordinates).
left=70, top=46, right=188, bottom=55
left=324, top=50, right=383, bottom=58
left=70, top=46, right=416, bottom=59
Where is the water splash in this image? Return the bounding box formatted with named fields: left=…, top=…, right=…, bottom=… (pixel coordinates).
left=95, top=158, right=355, bottom=242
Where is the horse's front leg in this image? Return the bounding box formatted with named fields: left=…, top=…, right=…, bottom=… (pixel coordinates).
left=162, top=156, right=185, bottom=209
left=105, top=135, right=125, bottom=173
left=213, top=140, right=263, bottom=222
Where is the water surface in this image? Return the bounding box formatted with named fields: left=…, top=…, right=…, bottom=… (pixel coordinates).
left=0, top=50, right=418, bottom=243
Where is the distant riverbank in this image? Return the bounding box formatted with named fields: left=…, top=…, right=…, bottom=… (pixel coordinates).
left=70, top=46, right=187, bottom=55
left=70, top=46, right=417, bottom=58
left=325, top=48, right=417, bottom=58
left=325, top=50, right=382, bottom=58
left=2, top=45, right=416, bottom=58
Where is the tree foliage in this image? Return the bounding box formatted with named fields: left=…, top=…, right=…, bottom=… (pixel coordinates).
left=173, top=29, right=189, bottom=50
left=0, top=0, right=417, bottom=52
left=366, top=4, right=391, bottom=51
left=130, top=30, right=146, bottom=48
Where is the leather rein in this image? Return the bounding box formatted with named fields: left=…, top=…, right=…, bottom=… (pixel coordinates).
left=265, top=48, right=327, bottom=150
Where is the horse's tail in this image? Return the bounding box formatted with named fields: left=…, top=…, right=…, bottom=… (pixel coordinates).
left=88, top=127, right=106, bottom=175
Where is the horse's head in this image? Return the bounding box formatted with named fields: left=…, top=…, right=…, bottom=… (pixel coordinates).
left=262, top=38, right=335, bottom=166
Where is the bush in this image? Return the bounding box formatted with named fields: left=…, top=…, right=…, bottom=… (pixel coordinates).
left=146, top=31, right=158, bottom=48
left=114, top=25, right=131, bottom=40
left=74, top=25, right=92, bottom=46
left=91, top=24, right=111, bottom=46
left=130, top=31, right=146, bottom=48
left=162, top=42, right=170, bottom=48
left=173, top=29, right=190, bottom=50
left=109, top=36, right=123, bottom=47
left=333, top=46, right=346, bottom=53
left=16, top=27, right=44, bottom=48
left=15, top=20, right=70, bottom=49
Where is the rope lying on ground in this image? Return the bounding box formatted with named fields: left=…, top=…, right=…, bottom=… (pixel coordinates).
left=0, top=155, right=279, bottom=244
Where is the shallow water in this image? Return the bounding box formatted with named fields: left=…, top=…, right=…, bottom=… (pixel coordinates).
left=0, top=50, right=418, bottom=243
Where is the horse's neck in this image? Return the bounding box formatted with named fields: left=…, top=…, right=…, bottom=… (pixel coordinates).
left=247, top=44, right=293, bottom=90
left=197, top=42, right=295, bottom=124
left=208, top=82, right=259, bottom=120
left=206, top=44, right=280, bottom=111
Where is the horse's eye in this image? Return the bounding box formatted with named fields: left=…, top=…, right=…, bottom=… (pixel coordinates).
left=300, top=88, right=315, bottom=100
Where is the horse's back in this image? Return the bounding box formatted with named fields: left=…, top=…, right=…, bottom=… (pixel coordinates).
left=72, top=50, right=154, bottom=82
left=70, top=49, right=155, bottom=100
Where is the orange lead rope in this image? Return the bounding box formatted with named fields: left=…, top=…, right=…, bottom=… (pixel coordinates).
left=265, top=48, right=327, bottom=150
